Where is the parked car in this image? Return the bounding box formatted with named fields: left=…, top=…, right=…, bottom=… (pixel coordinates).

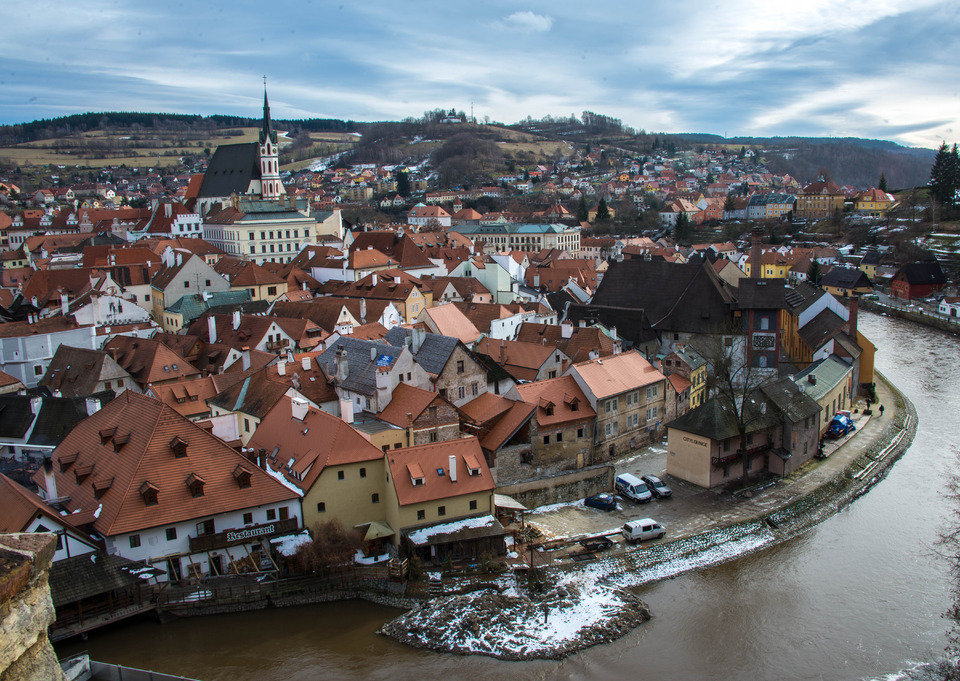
left=615, top=473, right=653, bottom=503
left=622, top=518, right=666, bottom=544
left=584, top=493, right=618, bottom=512
left=641, top=474, right=672, bottom=499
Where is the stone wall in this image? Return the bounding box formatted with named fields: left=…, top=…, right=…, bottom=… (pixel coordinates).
left=0, top=533, right=65, bottom=681
left=496, top=464, right=616, bottom=509
left=859, top=297, right=960, bottom=335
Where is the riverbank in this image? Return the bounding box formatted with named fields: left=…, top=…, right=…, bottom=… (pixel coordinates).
left=379, top=371, right=918, bottom=660
left=860, top=296, right=960, bottom=336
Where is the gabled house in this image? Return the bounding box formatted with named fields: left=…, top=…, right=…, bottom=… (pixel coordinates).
left=891, top=261, right=947, bottom=301
left=0, top=316, right=98, bottom=389
left=505, top=375, right=597, bottom=474
left=377, top=382, right=460, bottom=446
left=569, top=351, right=667, bottom=458
left=384, top=437, right=503, bottom=563
left=666, top=378, right=821, bottom=489
left=102, top=336, right=201, bottom=389
left=473, top=337, right=570, bottom=383
left=34, top=391, right=303, bottom=582
left=819, top=267, right=873, bottom=298
left=248, top=396, right=386, bottom=532
left=40, top=346, right=139, bottom=398
left=150, top=253, right=230, bottom=322
left=385, top=326, right=487, bottom=406
left=315, top=336, right=431, bottom=415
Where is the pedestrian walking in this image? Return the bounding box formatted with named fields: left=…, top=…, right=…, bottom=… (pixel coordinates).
left=879, top=404, right=885, bottom=417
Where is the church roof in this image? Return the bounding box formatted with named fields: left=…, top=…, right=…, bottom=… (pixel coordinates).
left=197, top=143, right=261, bottom=199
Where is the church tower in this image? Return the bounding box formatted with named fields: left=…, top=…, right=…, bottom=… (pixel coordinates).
left=258, top=87, right=284, bottom=200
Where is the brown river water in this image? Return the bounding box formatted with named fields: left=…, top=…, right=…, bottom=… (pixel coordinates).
left=57, top=312, right=960, bottom=680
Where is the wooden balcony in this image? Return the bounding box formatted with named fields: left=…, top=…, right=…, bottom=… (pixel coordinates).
left=188, top=517, right=299, bottom=552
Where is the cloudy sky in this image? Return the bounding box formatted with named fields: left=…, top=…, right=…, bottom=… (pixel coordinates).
left=2, top=0, right=959, bottom=148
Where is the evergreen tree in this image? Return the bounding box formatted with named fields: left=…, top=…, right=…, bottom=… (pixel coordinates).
left=807, top=258, right=822, bottom=286
left=673, top=212, right=692, bottom=245
left=723, top=195, right=736, bottom=214
left=878, top=172, right=888, bottom=192
left=596, top=198, right=611, bottom=221
left=930, top=141, right=960, bottom=207
left=395, top=169, right=410, bottom=197
left=576, top=197, right=589, bottom=222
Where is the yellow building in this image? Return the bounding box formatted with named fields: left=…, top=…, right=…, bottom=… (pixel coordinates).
left=796, top=181, right=845, bottom=219
left=854, top=189, right=895, bottom=216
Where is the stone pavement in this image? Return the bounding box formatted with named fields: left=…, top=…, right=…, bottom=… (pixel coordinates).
left=522, top=374, right=908, bottom=561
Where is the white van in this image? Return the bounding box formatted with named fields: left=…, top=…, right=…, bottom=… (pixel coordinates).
left=622, top=518, right=665, bottom=544
left=615, top=473, right=652, bottom=503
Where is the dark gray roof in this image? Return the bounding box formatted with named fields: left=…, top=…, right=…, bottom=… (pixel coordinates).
left=736, top=278, right=787, bottom=309
left=385, top=328, right=460, bottom=375
left=197, top=143, right=261, bottom=199
left=565, top=305, right=656, bottom=348
left=794, top=355, right=854, bottom=401
left=784, top=282, right=826, bottom=313
left=667, top=378, right=817, bottom=440
left=897, top=261, right=946, bottom=285
left=798, top=308, right=845, bottom=350
left=28, top=392, right=116, bottom=447
left=588, top=260, right=736, bottom=333
left=49, top=551, right=161, bottom=607
left=0, top=396, right=35, bottom=439
left=819, top=267, right=872, bottom=290
left=316, top=336, right=403, bottom=396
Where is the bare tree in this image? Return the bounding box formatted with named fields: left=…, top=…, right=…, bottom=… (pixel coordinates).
left=692, top=325, right=774, bottom=483
left=936, top=468, right=960, bottom=680
left=294, top=519, right=362, bottom=575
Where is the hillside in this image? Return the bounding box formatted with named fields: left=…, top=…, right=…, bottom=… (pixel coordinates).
left=0, top=110, right=938, bottom=189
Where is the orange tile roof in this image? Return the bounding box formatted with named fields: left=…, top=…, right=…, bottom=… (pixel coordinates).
left=514, top=375, right=596, bottom=427
left=378, top=383, right=445, bottom=428
left=422, top=303, right=481, bottom=344
left=249, top=396, right=384, bottom=491
left=102, top=336, right=201, bottom=386
left=386, top=437, right=494, bottom=506
left=571, top=352, right=666, bottom=399
left=41, top=391, right=300, bottom=536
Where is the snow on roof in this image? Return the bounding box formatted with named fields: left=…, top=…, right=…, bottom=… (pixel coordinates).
left=406, top=515, right=496, bottom=545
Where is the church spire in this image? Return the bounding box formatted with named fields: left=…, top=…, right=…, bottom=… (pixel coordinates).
left=260, top=79, right=276, bottom=145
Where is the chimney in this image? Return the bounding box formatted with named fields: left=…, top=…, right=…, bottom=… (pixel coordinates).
left=302, top=356, right=311, bottom=371
left=241, top=347, right=251, bottom=371
left=371, top=346, right=377, bottom=361
left=207, top=315, right=217, bottom=344
left=30, top=396, right=42, bottom=416
left=85, top=397, right=101, bottom=416
left=406, top=412, right=414, bottom=447
left=277, top=360, right=286, bottom=376
left=335, top=347, right=349, bottom=381
left=372, top=273, right=378, bottom=286
left=42, top=457, right=57, bottom=502
left=560, top=320, right=573, bottom=339
left=448, top=455, right=457, bottom=483
left=290, top=396, right=308, bottom=421
left=176, top=252, right=183, bottom=267
left=59, top=290, right=69, bottom=316
left=339, top=397, right=354, bottom=423
left=579, top=319, right=586, bottom=328
left=847, top=296, right=859, bottom=340
left=232, top=309, right=241, bottom=330
left=751, top=227, right=762, bottom=279
left=258, top=448, right=267, bottom=469
left=394, top=276, right=401, bottom=285
left=164, top=203, right=172, bottom=218
left=360, top=299, right=367, bottom=323
left=412, top=326, right=426, bottom=354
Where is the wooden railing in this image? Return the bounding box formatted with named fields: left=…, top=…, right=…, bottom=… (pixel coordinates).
left=188, top=517, right=299, bottom=552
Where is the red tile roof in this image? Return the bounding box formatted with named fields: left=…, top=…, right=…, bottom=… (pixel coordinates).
left=40, top=391, right=300, bottom=536
left=386, top=437, right=494, bottom=506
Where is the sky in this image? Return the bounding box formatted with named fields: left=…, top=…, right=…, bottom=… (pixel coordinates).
left=2, top=0, right=959, bottom=148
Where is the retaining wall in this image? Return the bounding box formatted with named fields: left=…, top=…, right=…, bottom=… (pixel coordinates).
left=495, top=464, right=615, bottom=509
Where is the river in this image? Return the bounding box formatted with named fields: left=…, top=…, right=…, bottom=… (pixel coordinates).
left=57, top=312, right=960, bottom=681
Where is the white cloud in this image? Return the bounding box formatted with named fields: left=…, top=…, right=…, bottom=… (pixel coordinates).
left=502, top=11, right=553, bottom=33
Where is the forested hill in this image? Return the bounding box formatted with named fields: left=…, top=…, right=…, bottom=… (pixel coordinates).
left=0, top=112, right=360, bottom=146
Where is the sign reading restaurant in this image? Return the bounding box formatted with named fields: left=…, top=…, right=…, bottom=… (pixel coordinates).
left=226, top=524, right=276, bottom=543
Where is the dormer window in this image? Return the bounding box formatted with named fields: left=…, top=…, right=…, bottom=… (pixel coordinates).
left=59, top=452, right=78, bottom=473
left=169, top=436, right=188, bottom=458
left=185, top=472, right=205, bottom=498
left=99, top=427, right=117, bottom=445
left=74, top=463, right=93, bottom=484
left=464, top=453, right=482, bottom=477
left=407, top=462, right=425, bottom=487
left=139, top=481, right=159, bottom=506
left=112, top=432, right=130, bottom=453
left=232, top=464, right=252, bottom=489
left=92, top=477, right=113, bottom=499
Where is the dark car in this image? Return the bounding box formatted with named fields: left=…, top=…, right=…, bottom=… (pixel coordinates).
left=584, top=493, right=618, bottom=511
left=641, top=474, right=673, bottom=499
